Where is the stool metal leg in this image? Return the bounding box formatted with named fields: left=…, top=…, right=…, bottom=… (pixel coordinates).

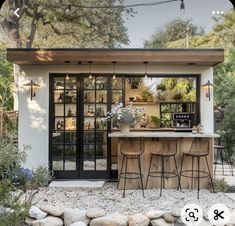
left=205, top=156, right=215, bottom=193
left=214, top=148, right=218, bottom=177
left=138, top=156, right=145, bottom=198
left=178, top=154, right=185, bottom=190
left=191, top=157, right=194, bottom=189
left=197, top=157, right=200, bottom=199
left=123, top=156, right=128, bottom=198
left=173, top=156, right=181, bottom=191
left=160, top=156, right=164, bottom=197
left=227, top=149, right=234, bottom=176
left=117, top=155, right=125, bottom=189
left=146, top=154, right=153, bottom=189
left=220, top=150, right=225, bottom=175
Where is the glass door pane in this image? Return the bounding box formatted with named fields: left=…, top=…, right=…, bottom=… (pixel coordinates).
left=51, top=75, right=78, bottom=176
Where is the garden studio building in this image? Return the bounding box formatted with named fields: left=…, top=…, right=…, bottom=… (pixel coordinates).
left=7, top=48, right=224, bottom=181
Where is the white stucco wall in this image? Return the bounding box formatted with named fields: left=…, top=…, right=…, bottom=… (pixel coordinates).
left=18, top=64, right=214, bottom=169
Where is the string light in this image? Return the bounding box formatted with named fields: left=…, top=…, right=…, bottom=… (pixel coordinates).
left=58, top=0, right=184, bottom=10
left=143, top=62, right=148, bottom=79
left=112, top=61, right=117, bottom=80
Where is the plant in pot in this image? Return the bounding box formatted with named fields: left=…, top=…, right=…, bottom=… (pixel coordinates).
left=140, top=89, right=153, bottom=102
left=103, top=103, right=143, bottom=132
left=150, top=116, right=161, bottom=128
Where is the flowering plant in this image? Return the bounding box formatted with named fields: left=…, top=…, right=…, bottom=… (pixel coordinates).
left=104, top=103, right=143, bottom=125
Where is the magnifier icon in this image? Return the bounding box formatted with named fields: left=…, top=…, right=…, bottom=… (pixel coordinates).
left=189, top=212, right=195, bottom=219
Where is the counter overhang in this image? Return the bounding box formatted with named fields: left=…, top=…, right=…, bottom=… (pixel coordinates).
left=108, top=132, right=219, bottom=138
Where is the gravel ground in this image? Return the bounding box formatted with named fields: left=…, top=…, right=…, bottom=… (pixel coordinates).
left=31, top=182, right=235, bottom=215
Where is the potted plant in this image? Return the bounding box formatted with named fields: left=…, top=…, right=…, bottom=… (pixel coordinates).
left=104, top=103, right=143, bottom=132
left=140, top=89, right=153, bottom=102
left=150, top=116, right=161, bottom=128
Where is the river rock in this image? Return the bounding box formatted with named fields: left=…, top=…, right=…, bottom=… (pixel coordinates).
left=70, top=222, right=87, bottom=226
left=171, top=208, right=181, bottom=217
left=29, top=206, right=47, bottom=220
left=86, top=208, right=106, bottom=218
left=151, top=218, right=174, bottom=226
left=145, top=210, right=165, bottom=219
left=40, top=204, right=63, bottom=217
left=31, top=216, right=63, bottom=226
left=25, top=216, right=36, bottom=225
left=64, top=209, right=90, bottom=226
left=90, top=213, right=128, bottom=226
left=163, top=213, right=176, bottom=223
left=128, top=213, right=150, bottom=226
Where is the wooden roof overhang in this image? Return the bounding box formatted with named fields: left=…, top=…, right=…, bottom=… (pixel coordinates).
left=7, top=48, right=224, bottom=66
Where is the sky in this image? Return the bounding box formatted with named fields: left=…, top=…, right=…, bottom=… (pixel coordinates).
left=122, top=0, right=233, bottom=47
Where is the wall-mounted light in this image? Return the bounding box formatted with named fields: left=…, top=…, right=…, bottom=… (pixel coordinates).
left=23, top=80, right=40, bottom=100
left=88, top=61, right=93, bottom=79
left=180, top=0, right=185, bottom=13
left=143, top=61, right=148, bottom=79
left=112, top=61, right=117, bottom=80
left=201, top=80, right=213, bottom=101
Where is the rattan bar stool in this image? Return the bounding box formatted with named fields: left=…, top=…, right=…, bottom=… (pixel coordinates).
left=146, top=138, right=181, bottom=197
left=178, top=138, right=215, bottom=199
left=117, top=138, right=145, bottom=198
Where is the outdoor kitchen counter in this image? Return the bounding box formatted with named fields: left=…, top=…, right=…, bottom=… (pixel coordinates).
left=109, top=132, right=219, bottom=190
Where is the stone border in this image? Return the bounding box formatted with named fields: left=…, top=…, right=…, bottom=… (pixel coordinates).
left=25, top=205, right=235, bottom=226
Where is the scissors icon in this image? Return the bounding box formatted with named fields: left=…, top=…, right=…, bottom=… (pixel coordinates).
left=214, top=209, right=224, bottom=220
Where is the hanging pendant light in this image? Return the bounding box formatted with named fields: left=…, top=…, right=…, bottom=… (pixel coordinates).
left=143, top=62, right=148, bottom=79
left=65, top=61, right=70, bottom=80
left=112, top=61, right=117, bottom=80
left=88, top=61, right=93, bottom=79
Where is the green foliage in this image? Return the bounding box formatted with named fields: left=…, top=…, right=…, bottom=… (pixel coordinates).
left=0, top=180, right=30, bottom=226
left=1, top=0, right=131, bottom=48
left=140, top=89, right=153, bottom=101
left=156, top=78, right=196, bottom=102
left=150, top=116, right=160, bottom=128
left=32, top=165, right=53, bottom=187
left=0, top=48, right=13, bottom=110
left=0, top=131, right=30, bottom=180
left=144, top=18, right=205, bottom=48
left=213, top=178, right=229, bottom=193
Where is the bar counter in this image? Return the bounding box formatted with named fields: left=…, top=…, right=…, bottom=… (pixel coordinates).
left=109, top=132, right=219, bottom=190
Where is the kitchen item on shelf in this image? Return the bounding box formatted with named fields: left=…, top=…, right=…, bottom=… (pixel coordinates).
left=192, top=126, right=197, bottom=134
left=199, top=125, right=204, bottom=134
left=119, top=122, right=130, bottom=133
left=129, top=97, right=135, bottom=102
left=139, top=114, right=149, bottom=128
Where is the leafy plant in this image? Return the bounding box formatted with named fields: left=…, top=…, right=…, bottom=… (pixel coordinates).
left=13, top=168, right=33, bottom=191
left=140, top=89, right=153, bottom=102
left=33, top=165, right=53, bottom=187
left=0, top=180, right=30, bottom=226
left=213, top=178, right=229, bottom=193
left=150, top=116, right=161, bottom=128
left=0, top=131, right=30, bottom=180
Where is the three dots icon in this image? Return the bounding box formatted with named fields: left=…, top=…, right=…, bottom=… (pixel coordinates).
left=212, top=10, right=224, bottom=15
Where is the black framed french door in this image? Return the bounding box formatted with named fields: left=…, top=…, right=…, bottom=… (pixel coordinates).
left=49, top=74, right=112, bottom=179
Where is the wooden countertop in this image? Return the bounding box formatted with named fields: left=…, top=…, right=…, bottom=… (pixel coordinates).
left=108, top=132, right=219, bottom=138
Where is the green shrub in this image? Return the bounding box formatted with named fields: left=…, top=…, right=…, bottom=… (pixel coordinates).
left=0, top=131, right=30, bottom=180
left=33, top=165, right=53, bottom=187
left=213, top=178, right=229, bottom=193
left=0, top=180, right=30, bottom=226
